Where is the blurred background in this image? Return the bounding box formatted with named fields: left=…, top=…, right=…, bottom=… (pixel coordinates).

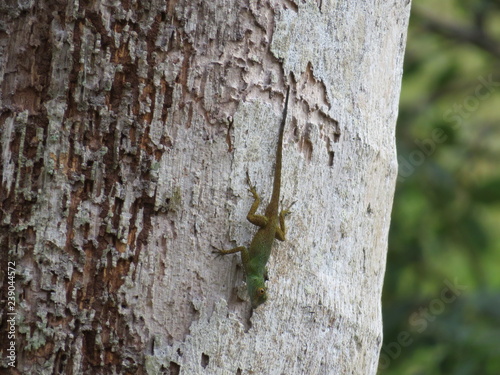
left=380, top=0, right=500, bottom=374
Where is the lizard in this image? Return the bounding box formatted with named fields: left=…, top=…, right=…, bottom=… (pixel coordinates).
left=214, top=87, right=292, bottom=309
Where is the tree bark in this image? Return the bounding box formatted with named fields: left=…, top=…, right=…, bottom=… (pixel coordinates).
left=0, top=1, right=410, bottom=374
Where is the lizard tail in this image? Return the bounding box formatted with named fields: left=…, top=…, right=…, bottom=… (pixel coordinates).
left=267, top=86, right=291, bottom=216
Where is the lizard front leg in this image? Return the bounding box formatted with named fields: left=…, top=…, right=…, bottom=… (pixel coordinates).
left=213, top=246, right=247, bottom=256
left=213, top=246, right=250, bottom=270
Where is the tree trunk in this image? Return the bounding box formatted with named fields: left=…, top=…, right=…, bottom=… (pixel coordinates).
left=0, top=1, right=410, bottom=374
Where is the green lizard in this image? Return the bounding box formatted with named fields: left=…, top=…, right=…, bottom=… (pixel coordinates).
left=214, top=87, right=292, bottom=309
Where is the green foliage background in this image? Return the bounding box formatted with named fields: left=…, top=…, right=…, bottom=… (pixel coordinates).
left=380, top=0, right=500, bottom=373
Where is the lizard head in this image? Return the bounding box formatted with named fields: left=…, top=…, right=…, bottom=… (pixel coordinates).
left=247, top=275, right=268, bottom=308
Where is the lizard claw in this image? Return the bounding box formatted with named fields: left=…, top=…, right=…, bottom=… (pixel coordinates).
left=281, top=200, right=296, bottom=216
left=245, top=170, right=253, bottom=186
left=211, top=244, right=225, bottom=258
left=245, top=171, right=259, bottom=198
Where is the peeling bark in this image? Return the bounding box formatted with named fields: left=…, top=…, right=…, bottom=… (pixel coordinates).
left=0, top=1, right=410, bottom=374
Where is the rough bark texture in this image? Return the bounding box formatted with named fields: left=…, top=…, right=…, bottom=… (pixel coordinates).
left=0, top=0, right=410, bottom=374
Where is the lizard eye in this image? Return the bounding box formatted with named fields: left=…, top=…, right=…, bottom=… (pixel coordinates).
left=257, top=288, right=266, bottom=296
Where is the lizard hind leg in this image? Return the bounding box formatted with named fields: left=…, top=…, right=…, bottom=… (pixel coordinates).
left=245, top=171, right=268, bottom=228
left=245, top=171, right=261, bottom=206
left=275, top=201, right=295, bottom=241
